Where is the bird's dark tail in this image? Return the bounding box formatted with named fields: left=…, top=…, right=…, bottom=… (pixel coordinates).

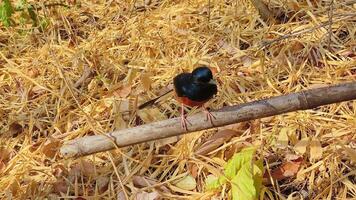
left=138, top=89, right=174, bottom=109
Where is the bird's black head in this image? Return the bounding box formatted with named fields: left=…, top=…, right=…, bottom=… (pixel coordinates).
left=192, top=66, right=214, bottom=83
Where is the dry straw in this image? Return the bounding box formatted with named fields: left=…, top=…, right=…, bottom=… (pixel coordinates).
left=0, top=0, right=355, bottom=199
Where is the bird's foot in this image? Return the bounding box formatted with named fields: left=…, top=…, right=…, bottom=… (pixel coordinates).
left=203, top=107, right=216, bottom=125
left=180, top=114, right=191, bottom=131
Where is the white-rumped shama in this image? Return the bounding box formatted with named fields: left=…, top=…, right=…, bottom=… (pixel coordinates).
left=138, top=66, right=218, bottom=130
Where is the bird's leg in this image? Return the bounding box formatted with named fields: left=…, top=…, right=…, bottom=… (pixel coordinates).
left=202, top=105, right=216, bottom=125
left=180, top=103, right=191, bottom=130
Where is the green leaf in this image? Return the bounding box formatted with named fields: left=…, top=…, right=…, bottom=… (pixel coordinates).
left=204, top=147, right=264, bottom=200
left=231, top=162, right=256, bottom=200
left=205, top=175, right=220, bottom=190
left=0, top=0, right=14, bottom=26
left=27, top=5, right=37, bottom=26
left=224, top=147, right=256, bottom=179
left=15, top=0, right=27, bottom=10
left=253, top=159, right=264, bottom=195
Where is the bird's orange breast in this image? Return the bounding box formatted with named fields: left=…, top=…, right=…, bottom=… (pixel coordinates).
left=175, top=95, right=209, bottom=107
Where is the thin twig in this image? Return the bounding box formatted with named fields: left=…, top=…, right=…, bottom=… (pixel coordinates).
left=60, top=82, right=356, bottom=158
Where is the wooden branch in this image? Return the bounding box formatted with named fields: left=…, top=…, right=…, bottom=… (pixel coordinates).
left=60, top=82, right=356, bottom=158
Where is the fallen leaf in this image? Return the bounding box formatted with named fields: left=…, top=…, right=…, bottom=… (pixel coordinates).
left=218, top=122, right=248, bottom=133
left=231, top=160, right=263, bottom=200
left=276, top=128, right=290, bottom=149
left=343, top=147, right=356, bottom=162
left=113, top=85, right=131, bottom=98
left=266, top=157, right=303, bottom=183
left=174, top=174, right=196, bottom=191
left=96, top=176, right=110, bottom=193
left=27, top=68, right=40, bottom=78
left=0, top=161, right=5, bottom=172
left=117, top=191, right=128, bottom=200
left=52, top=179, right=68, bottom=194
left=196, top=129, right=238, bottom=155
left=140, top=73, right=152, bottom=91
left=289, top=41, right=304, bottom=52
left=205, top=174, right=220, bottom=190
left=135, top=191, right=160, bottom=200
left=7, top=180, right=20, bottom=196
left=79, top=160, right=96, bottom=177
left=68, top=160, right=96, bottom=182
left=294, top=137, right=309, bottom=155
left=42, top=140, right=61, bottom=158
left=0, top=147, right=11, bottom=163
left=7, top=122, right=23, bottom=137
left=309, top=138, right=322, bottom=161
left=154, top=136, right=179, bottom=149
left=53, top=164, right=67, bottom=178
left=132, top=176, right=169, bottom=192
left=188, top=163, right=199, bottom=178
left=30, top=85, right=47, bottom=98
left=241, top=56, right=252, bottom=67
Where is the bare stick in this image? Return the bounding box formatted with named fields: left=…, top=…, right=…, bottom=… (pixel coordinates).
left=60, top=82, right=356, bottom=158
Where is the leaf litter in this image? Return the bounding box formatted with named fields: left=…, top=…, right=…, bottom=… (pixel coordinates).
left=0, top=0, right=355, bottom=199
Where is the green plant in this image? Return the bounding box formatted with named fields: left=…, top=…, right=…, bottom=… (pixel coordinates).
left=0, top=0, right=13, bottom=26
left=206, top=147, right=264, bottom=200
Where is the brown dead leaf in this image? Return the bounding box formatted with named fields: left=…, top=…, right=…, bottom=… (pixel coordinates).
left=135, top=191, right=160, bottom=200
left=79, top=160, right=96, bottom=177
left=188, top=163, right=199, bottom=178
left=96, top=176, right=110, bottom=193
left=7, top=122, right=23, bottom=137
left=218, top=122, right=248, bottom=133
left=132, top=176, right=169, bottom=192
left=53, top=179, right=68, bottom=194
left=113, top=85, right=132, bottom=98
left=294, top=137, right=309, bottom=155
left=0, top=161, right=5, bottom=172
left=224, top=144, right=238, bottom=160
left=241, top=56, right=253, bottom=67
left=289, top=41, right=304, bottom=52
left=68, top=160, right=96, bottom=184
left=27, top=68, right=40, bottom=78
left=265, top=157, right=303, bottom=183
left=0, top=147, right=11, bottom=163
left=0, top=147, right=12, bottom=172
left=7, top=180, right=20, bottom=196
left=117, top=191, right=128, bottom=200
left=30, top=85, right=47, bottom=98
left=42, top=140, right=61, bottom=158
left=53, top=164, right=67, bottom=178
left=196, top=129, right=238, bottom=155
left=309, top=138, right=322, bottom=161
left=343, top=147, right=356, bottom=162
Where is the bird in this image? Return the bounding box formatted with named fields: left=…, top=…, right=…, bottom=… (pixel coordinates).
left=138, top=66, right=218, bottom=130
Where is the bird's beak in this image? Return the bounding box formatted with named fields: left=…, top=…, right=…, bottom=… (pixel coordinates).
left=209, top=79, right=217, bottom=85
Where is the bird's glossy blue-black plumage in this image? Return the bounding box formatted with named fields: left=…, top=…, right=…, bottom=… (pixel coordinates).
left=173, top=66, right=217, bottom=102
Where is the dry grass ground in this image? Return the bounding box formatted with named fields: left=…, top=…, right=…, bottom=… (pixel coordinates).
left=0, top=0, right=355, bottom=199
